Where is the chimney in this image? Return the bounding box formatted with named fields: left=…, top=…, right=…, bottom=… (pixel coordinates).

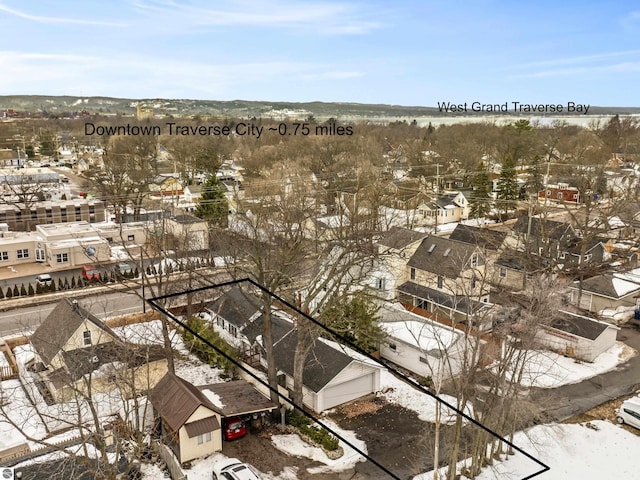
left=72, top=299, right=79, bottom=311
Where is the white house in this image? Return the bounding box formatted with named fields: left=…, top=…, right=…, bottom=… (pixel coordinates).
left=536, top=310, right=619, bottom=362
left=378, top=303, right=470, bottom=383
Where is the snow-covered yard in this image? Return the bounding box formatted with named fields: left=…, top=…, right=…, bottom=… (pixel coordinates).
left=416, top=420, right=640, bottom=480
left=377, top=370, right=470, bottom=424
left=511, top=341, right=635, bottom=388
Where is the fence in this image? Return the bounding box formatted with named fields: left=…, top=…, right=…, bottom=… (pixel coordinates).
left=152, top=440, right=187, bottom=480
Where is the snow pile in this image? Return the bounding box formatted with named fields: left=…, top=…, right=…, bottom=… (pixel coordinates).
left=599, top=305, right=636, bottom=324
left=202, top=389, right=225, bottom=408
left=510, top=342, right=632, bottom=388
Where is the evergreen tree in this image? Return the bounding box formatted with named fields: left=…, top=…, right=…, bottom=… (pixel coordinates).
left=323, top=296, right=384, bottom=353
left=28, top=284, right=35, bottom=296
left=496, top=155, right=520, bottom=213
left=12, top=285, right=19, bottom=297
left=20, top=284, right=27, bottom=296
left=194, top=175, right=229, bottom=227
left=6, top=287, right=12, bottom=298
left=470, top=162, right=492, bottom=218
left=526, top=155, right=544, bottom=195
left=0, top=286, right=4, bottom=299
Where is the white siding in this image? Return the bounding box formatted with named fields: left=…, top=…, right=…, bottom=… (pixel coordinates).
left=319, top=372, right=377, bottom=411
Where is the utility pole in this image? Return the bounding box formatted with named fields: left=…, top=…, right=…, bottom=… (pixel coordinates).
left=140, top=245, right=146, bottom=313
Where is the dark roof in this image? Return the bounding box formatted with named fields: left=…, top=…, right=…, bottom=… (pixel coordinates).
left=398, top=281, right=488, bottom=315
left=377, top=227, right=428, bottom=250
left=563, top=238, right=605, bottom=255
left=408, top=236, right=479, bottom=278
left=435, top=193, right=460, bottom=208
left=208, top=286, right=262, bottom=329
left=242, top=313, right=294, bottom=345
left=149, top=373, right=220, bottom=432
left=273, top=331, right=354, bottom=393
left=198, top=380, right=278, bottom=417
left=448, top=224, right=507, bottom=251
left=171, top=214, right=203, bottom=224
left=547, top=311, right=615, bottom=341
left=31, top=298, right=118, bottom=366
left=60, top=342, right=166, bottom=383
left=495, top=252, right=549, bottom=272
left=574, top=274, right=640, bottom=298
left=512, top=217, right=573, bottom=240
left=184, top=417, right=220, bottom=438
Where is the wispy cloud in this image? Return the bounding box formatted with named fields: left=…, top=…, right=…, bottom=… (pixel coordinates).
left=0, top=49, right=365, bottom=97
left=509, top=62, right=640, bottom=79
left=511, top=50, right=640, bottom=70
left=0, top=2, right=127, bottom=27
left=621, top=11, right=640, bottom=30
left=130, top=0, right=380, bottom=34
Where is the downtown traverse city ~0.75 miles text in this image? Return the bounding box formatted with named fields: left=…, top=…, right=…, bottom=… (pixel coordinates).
left=84, top=122, right=354, bottom=139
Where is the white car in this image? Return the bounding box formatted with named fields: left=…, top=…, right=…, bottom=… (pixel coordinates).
left=212, top=458, right=260, bottom=480
left=616, top=396, right=640, bottom=429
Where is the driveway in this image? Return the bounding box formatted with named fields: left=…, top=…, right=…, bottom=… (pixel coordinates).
left=534, top=324, right=640, bottom=421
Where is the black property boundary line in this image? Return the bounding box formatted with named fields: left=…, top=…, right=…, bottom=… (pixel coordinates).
left=148, top=278, right=550, bottom=480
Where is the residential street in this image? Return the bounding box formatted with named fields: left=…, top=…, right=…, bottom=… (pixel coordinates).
left=535, top=324, right=640, bottom=422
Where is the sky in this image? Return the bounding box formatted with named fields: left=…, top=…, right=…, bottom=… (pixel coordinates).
left=0, top=0, right=639, bottom=107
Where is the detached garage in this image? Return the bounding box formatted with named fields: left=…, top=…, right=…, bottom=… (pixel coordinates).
left=537, top=310, right=619, bottom=362
left=273, top=332, right=381, bottom=413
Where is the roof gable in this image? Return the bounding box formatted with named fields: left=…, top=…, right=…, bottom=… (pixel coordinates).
left=149, top=372, right=220, bottom=432
left=273, top=331, right=354, bottom=392
left=209, top=286, right=262, bottom=328
left=513, top=217, right=573, bottom=240
left=31, top=298, right=118, bottom=366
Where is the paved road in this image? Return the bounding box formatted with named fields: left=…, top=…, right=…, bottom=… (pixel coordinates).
left=535, top=324, right=640, bottom=421
left=0, top=290, right=147, bottom=335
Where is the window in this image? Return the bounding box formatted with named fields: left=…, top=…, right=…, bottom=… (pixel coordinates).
left=83, top=330, right=92, bottom=346
left=89, top=206, right=95, bottom=214
left=499, top=267, right=506, bottom=278
left=228, top=324, right=238, bottom=337
left=470, top=252, right=478, bottom=268
left=470, top=277, right=476, bottom=289
left=546, top=190, right=551, bottom=196
left=573, top=194, right=579, bottom=199
left=624, top=409, right=640, bottom=421
left=17, top=249, right=29, bottom=259
left=419, top=357, right=429, bottom=364
left=56, top=253, right=69, bottom=263
left=35, top=248, right=45, bottom=262
left=388, top=343, right=397, bottom=351
left=376, top=278, right=386, bottom=290
left=61, top=207, right=67, bottom=218
left=75, top=207, right=81, bottom=216
left=127, top=234, right=135, bottom=241
left=197, top=434, right=204, bottom=445
left=437, top=276, right=443, bottom=289
left=30, top=210, right=37, bottom=220
left=410, top=267, right=416, bottom=280
left=197, top=432, right=212, bottom=444
left=0, top=251, right=7, bottom=261
left=584, top=253, right=592, bottom=263
left=557, top=192, right=563, bottom=199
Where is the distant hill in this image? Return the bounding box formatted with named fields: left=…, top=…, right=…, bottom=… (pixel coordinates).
left=1, top=95, right=639, bottom=119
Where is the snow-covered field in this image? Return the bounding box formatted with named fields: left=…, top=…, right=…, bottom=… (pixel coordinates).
left=417, top=420, right=640, bottom=480
left=512, top=342, right=634, bottom=388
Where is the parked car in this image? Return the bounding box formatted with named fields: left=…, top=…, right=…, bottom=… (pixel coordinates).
left=82, top=265, right=101, bottom=281
left=116, top=262, right=133, bottom=277
left=616, top=396, right=640, bottom=429
left=212, top=458, right=260, bottom=480
left=35, top=273, right=53, bottom=286
left=222, top=417, right=247, bottom=441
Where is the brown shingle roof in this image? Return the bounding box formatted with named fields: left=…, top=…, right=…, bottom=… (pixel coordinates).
left=149, top=372, right=219, bottom=432
left=31, top=298, right=118, bottom=366
left=198, top=380, right=277, bottom=417
left=448, top=224, right=506, bottom=251
left=184, top=417, right=220, bottom=438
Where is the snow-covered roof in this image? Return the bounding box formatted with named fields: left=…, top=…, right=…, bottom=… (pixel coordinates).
left=379, top=303, right=461, bottom=351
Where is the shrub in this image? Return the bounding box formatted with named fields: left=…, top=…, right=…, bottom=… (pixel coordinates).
left=181, top=317, right=238, bottom=376
left=286, top=410, right=339, bottom=451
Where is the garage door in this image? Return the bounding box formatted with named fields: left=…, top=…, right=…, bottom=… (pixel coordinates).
left=321, top=373, right=376, bottom=411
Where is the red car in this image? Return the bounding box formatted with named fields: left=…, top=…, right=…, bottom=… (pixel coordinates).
left=223, top=417, right=247, bottom=441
